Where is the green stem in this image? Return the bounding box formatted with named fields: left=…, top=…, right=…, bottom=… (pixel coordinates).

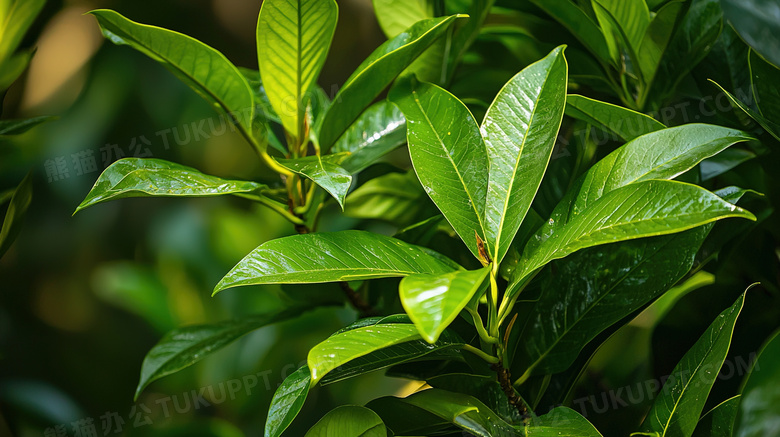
left=488, top=268, right=500, bottom=338
left=462, top=344, right=500, bottom=364
left=465, top=306, right=498, bottom=345
left=236, top=193, right=304, bottom=226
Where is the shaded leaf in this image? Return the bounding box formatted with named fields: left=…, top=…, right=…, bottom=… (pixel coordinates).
left=691, top=395, right=740, bottom=437
left=734, top=330, right=780, bottom=437
left=721, top=0, right=780, bottom=68
left=136, top=308, right=305, bottom=400
left=749, top=49, right=780, bottom=124
left=637, top=294, right=746, bottom=437
left=305, top=405, right=386, bottom=437
left=344, top=171, right=435, bottom=226
left=0, top=172, right=32, bottom=258
left=593, top=0, right=650, bottom=63
left=526, top=407, right=603, bottom=436
left=637, top=0, right=686, bottom=87
left=0, top=116, right=57, bottom=136
left=528, top=0, right=611, bottom=62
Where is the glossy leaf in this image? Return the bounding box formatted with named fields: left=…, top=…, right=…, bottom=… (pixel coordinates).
left=526, top=407, right=603, bottom=436
left=136, top=308, right=304, bottom=400
left=734, top=330, right=780, bottom=437
left=721, top=0, right=780, bottom=68
left=74, top=158, right=267, bottom=214
left=565, top=94, right=665, bottom=141
left=331, top=100, right=407, bottom=174
left=266, top=366, right=311, bottom=437
left=318, top=15, right=462, bottom=151
left=637, top=294, right=745, bottom=437
left=482, top=46, right=567, bottom=264
left=307, top=323, right=422, bottom=383
left=0, top=0, right=44, bottom=63
left=399, top=389, right=519, bottom=437
left=400, top=267, right=490, bottom=343
left=305, top=405, right=386, bottom=437
left=89, top=10, right=255, bottom=140
left=276, top=154, right=352, bottom=209
left=528, top=0, right=611, bottom=62
left=214, top=230, right=459, bottom=293
left=513, top=226, right=710, bottom=380
left=593, top=0, right=650, bottom=62
left=0, top=172, right=32, bottom=259
left=389, top=75, right=489, bottom=260
left=320, top=328, right=464, bottom=385
left=256, top=0, right=338, bottom=139
left=510, top=180, right=754, bottom=294
left=0, top=116, right=57, bottom=136
left=691, top=395, right=740, bottom=437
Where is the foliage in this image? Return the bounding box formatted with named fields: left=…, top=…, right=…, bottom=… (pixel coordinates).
left=69, top=0, right=780, bottom=435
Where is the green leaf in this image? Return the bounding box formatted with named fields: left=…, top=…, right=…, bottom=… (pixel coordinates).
left=214, top=230, right=458, bottom=293
left=237, top=67, right=285, bottom=153
left=482, top=46, right=568, bottom=263
left=734, top=330, right=780, bottom=437
left=512, top=225, right=710, bottom=381
left=0, top=172, right=32, bottom=259
left=74, top=158, right=267, bottom=214
left=367, top=396, right=451, bottom=436
left=510, top=180, right=755, bottom=295
left=700, top=148, right=756, bottom=181
left=637, top=294, right=746, bottom=437
left=526, top=407, right=604, bottom=436
left=372, top=0, right=431, bottom=38
left=320, top=327, right=464, bottom=385
left=691, top=395, right=740, bottom=437
left=643, top=0, right=722, bottom=109
left=749, top=49, right=780, bottom=124
left=256, top=0, right=338, bottom=140
left=136, top=308, right=304, bottom=401
left=398, top=389, right=520, bottom=437
left=0, top=51, right=32, bottom=92
left=427, top=373, right=526, bottom=424
left=0, top=116, right=57, bottom=136
left=721, top=0, right=780, bottom=69
left=318, top=15, right=462, bottom=152
left=565, top=94, right=665, bottom=141
left=400, top=267, right=490, bottom=343
left=89, top=10, right=255, bottom=142
left=344, top=171, right=435, bottom=226
left=276, top=154, right=352, bottom=209
left=332, top=100, right=407, bottom=174
left=305, top=406, right=386, bottom=437
left=389, top=75, right=489, bottom=261
left=266, top=366, right=311, bottom=437
left=708, top=80, right=780, bottom=142
left=308, top=323, right=422, bottom=384
left=0, top=0, right=44, bottom=63
left=636, top=0, right=686, bottom=89
left=527, top=0, right=611, bottom=62
left=593, top=0, right=650, bottom=62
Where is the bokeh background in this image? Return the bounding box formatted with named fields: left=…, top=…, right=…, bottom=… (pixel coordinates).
left=1, top=1, right=779, bottom=436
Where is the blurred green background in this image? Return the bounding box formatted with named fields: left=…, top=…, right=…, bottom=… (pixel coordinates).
left=0, top=1, right=415, bottom=436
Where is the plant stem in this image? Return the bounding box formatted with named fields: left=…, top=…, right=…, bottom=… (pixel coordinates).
left=462, top=344, right=500, bottom=364
left=339, top=281, right=376, bottom=317
left=492, top=359, right=530, bottom=420
left=465, top=306, right=498, bottom=345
